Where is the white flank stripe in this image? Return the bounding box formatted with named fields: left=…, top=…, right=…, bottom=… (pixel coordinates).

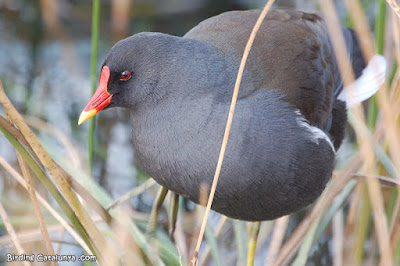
left=294, top=110, right=335, bottom=152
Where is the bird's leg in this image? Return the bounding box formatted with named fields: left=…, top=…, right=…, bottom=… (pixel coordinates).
left=246, top=221, right=261, bottom=266
left=146, top=185, right=168, bottom=236
left=169, top=192, right=180, bottom=239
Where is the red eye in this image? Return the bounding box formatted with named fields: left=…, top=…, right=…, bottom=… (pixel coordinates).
left=120, top=71, right=131, bottom=80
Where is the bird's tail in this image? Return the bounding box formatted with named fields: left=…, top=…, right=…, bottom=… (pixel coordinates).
left=338, top=54, right=386, bottom=106
left=329, top=29, right=386, bottom=150
left=338, top=29, right=387, bottom=106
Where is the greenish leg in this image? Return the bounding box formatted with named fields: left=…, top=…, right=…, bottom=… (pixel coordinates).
left=169, top=193, right=180, bottom=239
left=246, top=221, right=261, bottom=266
left=146, top=186, right=168, bottom=236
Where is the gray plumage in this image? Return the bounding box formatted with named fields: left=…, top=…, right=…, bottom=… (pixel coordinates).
left=100, top=10, right=364, bottom=221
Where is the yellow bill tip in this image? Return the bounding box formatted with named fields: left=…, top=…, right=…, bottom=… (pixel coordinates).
left=78, top=109, right=98, bottom=125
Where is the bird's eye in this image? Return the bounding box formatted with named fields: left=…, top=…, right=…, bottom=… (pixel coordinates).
left=120, top=71, right=131, bottom=81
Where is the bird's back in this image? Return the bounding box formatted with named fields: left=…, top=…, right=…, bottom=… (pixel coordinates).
left=185, top=10, right=336, bottom=128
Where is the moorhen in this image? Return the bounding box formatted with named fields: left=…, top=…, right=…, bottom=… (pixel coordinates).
left=78, top=7, right=383, bottom=237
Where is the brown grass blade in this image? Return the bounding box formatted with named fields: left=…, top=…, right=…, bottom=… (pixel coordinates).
left=0, top=202, right=31, bottom=266
left=387, top=0, right=400, bottom=19
left=111, top=0, right=131, bottom=42
left=191, top=0, right=276, bottom=263
left=333, top=209, right=344, bottom=266
left=7, top=110, right=57, bottom=262
left=56, top=165, right=112, bottom=224
left=16, top=152, right=57, bottom=265
left=391, top=216, right=400, bottom=256
left=107, top=178, right=156, bottom=211
left=55, top=228, right=66, bottom=254
left=264, top=215, right=289, bottom=265
left=0, top=224, right=90, bottom=252
left=334, top=172, right=400, bottom=187
left=342, top=181, right=363, bottom=264
left=390, top=199, right=400, bottom=234
left=323, top=0, right=393, bottom=265
left=108, top=213, right=142, bottom=264
left=392, top=12, right=400, bottom=65
left=348, top=1, right=400, bottom=175
left=199, top=215, right=228, bottom=266
left=23, top=115, right=85, bottom=169
left=0, top=80, right=112, bottom=264
left=0, top=156, right=93, bottom=255
left=0, top=115, right=31, bottom=150
left=275, top=156, right=362, bottom=265
left=39, top=0, right=60, bottom=34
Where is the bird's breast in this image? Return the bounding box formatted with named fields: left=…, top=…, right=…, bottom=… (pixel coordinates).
left=130, top=93, right=335, bottom=221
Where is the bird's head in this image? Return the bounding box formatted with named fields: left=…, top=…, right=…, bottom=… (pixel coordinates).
left=78, top=33, right=177, bottom=125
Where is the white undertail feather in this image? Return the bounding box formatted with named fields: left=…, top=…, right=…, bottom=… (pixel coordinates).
left=294, top=110, right=335, bottom=152
left=338, top=54, right=387, bottom=106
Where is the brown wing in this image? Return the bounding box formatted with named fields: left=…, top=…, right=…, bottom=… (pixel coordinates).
left=184, top=10, right=336, bottom=128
